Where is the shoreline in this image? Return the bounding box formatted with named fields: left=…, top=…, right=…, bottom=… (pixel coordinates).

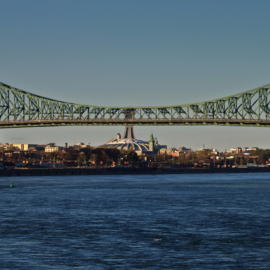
left=1, top=166, right=270, bottom=177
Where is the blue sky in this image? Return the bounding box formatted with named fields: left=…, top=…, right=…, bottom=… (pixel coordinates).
left=1, top=0, right=270, bottom=149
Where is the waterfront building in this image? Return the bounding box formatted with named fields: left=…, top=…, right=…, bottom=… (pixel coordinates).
left=45, top=143, right=59, bottom=153
left=11, top=144, right=29, bottom=151
left=100, top=126, right=167, bottom=156
left=178, top=146, right=191, bottom=153
left=227, top=147, right=243, bottom=154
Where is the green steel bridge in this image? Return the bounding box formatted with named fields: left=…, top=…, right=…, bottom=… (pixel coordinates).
left=1, top=81, right=270, bottom=128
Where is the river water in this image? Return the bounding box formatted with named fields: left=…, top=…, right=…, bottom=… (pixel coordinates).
left=0, top=173, right=270, bottom=269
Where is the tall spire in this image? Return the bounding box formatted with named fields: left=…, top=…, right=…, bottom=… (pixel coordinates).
left=123, top=126, right=135, bottom=139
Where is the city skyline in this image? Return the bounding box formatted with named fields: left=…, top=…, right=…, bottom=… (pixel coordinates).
left=1, top=0, right=270, bottom=149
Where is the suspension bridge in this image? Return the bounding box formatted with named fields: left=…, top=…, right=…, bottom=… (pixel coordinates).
left=1, top=81, right=270, bottom=128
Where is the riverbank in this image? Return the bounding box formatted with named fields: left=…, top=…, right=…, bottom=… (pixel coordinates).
left=1, top=166, right=270, bottom=176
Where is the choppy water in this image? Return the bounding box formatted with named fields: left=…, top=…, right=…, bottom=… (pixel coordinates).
left=1, top=173, right=270, bottom=270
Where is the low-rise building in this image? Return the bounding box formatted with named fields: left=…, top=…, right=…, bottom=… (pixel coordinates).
left=45, top=144, right=59, bottom=153
left=11, top=144, right=29, bottom=151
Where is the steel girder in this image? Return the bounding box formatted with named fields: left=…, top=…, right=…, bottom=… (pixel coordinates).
left=1, top=81, right=270, bottom=128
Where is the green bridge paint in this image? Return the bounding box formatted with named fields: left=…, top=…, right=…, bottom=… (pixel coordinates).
left=1, top=81, right=270, bottom=128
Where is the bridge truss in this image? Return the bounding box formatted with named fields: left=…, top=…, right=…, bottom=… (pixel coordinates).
left=1, top=81, right=270, bottom=128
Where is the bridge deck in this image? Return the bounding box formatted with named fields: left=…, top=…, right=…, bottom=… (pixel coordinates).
left=1, top=118, right=270, bottom=128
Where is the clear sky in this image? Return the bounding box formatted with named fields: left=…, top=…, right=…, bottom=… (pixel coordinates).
left=1, top=0, right=270, bottom=150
